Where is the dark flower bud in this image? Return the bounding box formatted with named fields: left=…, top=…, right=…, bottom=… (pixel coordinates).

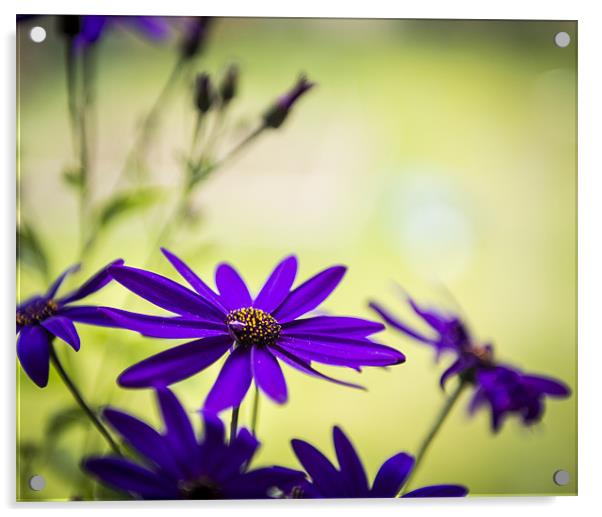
left=219, top=64, right=239, bottom=107
left=263, top=75, right=315, bottom=129
left=58, top=15, right=82, bottom=39
left=180, top=17, right=212, bottom=60
left=194, top=73, right=214, bottom=114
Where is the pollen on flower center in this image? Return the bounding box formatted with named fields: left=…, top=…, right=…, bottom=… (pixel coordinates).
left=16, top=299, right=58, bottom=326
left=226, top=307, right=281, bottom=348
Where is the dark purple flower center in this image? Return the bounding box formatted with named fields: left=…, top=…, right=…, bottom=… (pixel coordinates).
left=16, top=298, right=58, bottom=327
left=178, top=477, right=222, bottom=500
left=226, top=307, right=281, bottom=348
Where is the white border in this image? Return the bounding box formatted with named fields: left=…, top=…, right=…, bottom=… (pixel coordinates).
left=3, top=1, right=601, bottom=516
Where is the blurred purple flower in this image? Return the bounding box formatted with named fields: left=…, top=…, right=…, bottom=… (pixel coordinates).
left=291, top=426, right=467, bottom=498
left=103, top=249, right=405, bottom=412
left=59, top=15, right=171, bottom=49
left=263, top=75, right=315, bottom=129
left=84, top=388, right=304, bottom=499
left=369, top=295, right=570, bottom=432
left=16, top=259, right=123, bottom=387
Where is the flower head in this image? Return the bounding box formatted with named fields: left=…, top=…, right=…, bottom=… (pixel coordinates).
left=16, top=259, right=123, bottom=387
left=370, top=294, right=570, bottom=431
left=263, top=75, right=315, bottom=129
left=179, top=17, right=212, bottom=59
left=290, top=426, right=467, bottom=498
left=219, top=64, right=239, bottom=107
left=58, top=15, right=171, bottom=50
left=103, top=249, right=405, bottom=412
left=84, top=388, right=304, bottom=499
left=194, top=72, right=215, bottom=114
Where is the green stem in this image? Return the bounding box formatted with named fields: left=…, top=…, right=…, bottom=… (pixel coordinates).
left=230, top=405, right=240, bottom=444
left=49, top=343, right=122, bottom=456
left=251, top=384, right=260, bottom=438
left=399, top=379, right=467, bottom=496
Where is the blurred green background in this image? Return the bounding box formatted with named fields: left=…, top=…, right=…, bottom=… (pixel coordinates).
left=16, top=17, right=576, bottom=500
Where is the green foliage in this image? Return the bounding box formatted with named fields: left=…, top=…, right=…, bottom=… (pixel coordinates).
left=95, top=188, right=163, bottom=230
left=17, top=223, right=50, bottom=280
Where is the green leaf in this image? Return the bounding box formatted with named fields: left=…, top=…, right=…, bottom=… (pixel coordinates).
left=62, top=166, right=83, bottom=189
left=17, top=223, right=49, bottom=279
left=95, top=188, right=162, bottom=230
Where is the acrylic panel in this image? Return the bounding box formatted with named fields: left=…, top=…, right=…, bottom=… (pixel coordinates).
left=16, top=16, right=577, bottom=501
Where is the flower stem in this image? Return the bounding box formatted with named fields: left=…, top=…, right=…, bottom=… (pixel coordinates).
left=251, top=384, right=260, bottom=438
left=229, top=405, right=240, bottom=444
left=399, top=379, right=467, bottom=496
left=49, top=343, right=121, bottom=456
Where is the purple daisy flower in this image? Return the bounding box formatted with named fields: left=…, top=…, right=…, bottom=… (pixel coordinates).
left=16, top=259, right=124, bottom=387
left=102, top=249, right=405, bottom=412
left=84, top=388, right=305, bottom=500
left=290, top=426, right=467, bottom=498
left=369, top=295, right=570, bottom=431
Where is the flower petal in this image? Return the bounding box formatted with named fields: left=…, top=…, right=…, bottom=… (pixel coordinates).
left=402, top=484, right=468, bottom=498
left=522, top=375, right=571, bottom=397
left=56, top=305, right=121, bottom=327
left=291, top=439, right=344, bottom=497
left=253, top=256, right=297, bottom=313
left=204, top=347, right=253, bottom=412
left=17, top=325, right=51, bottom=387
left=59, top=259, right=124, bottom=304
left=161, top=248, right=227, bottom=314
left=370, top=452, right=414, bottom=497
left=100, top=308, right=227, bottom=339
left=278, top=335, right=405, bottom=367
left=223, top=467, right=306, bottom=499
left=103, top=408, right=178, bottom=476
left=273, top=266, right=346, bottom=322
left=109, top=265, right=222, bottom=320
left=215, top=263, right=252, bottom=310
left=251, top=347, right=288, bottom=404
left=40, top=316, right=80, bottom=351
left=332, top=426, right=369, bottom=496
left=282, top=316, right=384, bottom=338
left=212, top=428, right=260, bottom=483
left=368, top=302, right=434, bottom=344
left=156, top=388, right=198, bottom=474
left=45, top=264, right=81, bottom=299
left=118, top=336, right=232, bottom=388
left=83, top=457, right=178, bottom=499
left=269, top=344, right=365, bottom=391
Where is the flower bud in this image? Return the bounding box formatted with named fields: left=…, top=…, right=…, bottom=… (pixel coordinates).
left=219, top=64, right=239, bottom=107
left=263, top=75, right=315, bottom=129
left=58, top=15, right=82, bottom=39
left=194, top=73, right=214, bottom=114
left=180, top=17, right=212, bottom=60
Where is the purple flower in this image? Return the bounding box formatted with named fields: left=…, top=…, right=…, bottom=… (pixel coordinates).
left=370, top=295, right=570, bottom=431
left=290, top=426, right=467, bottom=498
left=470, top=364, right=571, bottom=432
left=61, top=15, right=171, bottom=49
left=103, top=249, right=405, bottom=412
left=84, top=388, right=305, bottom=500
left=16, top=259, right=124, bottom=387
left=263, top=76, right=315, bottom=129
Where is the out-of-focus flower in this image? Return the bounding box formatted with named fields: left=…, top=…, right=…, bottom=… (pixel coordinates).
left=194, top=73, right=214, bottom=114
left=369, top=295, right=570, bottom=431
left=219, top=64, right=239, bottom=107
left=103, top=249, right=405, bottom=412
left=179, top=17, right=212, bottom=59
left=84, top=388, right=305, bottom=499
left=263, top=75, right=315, bottom=129
left=57, top=15, right=171, bottom=49
left=290, top=426, right=468, bottom=498
left=16, top=259, right=123, bottom=387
